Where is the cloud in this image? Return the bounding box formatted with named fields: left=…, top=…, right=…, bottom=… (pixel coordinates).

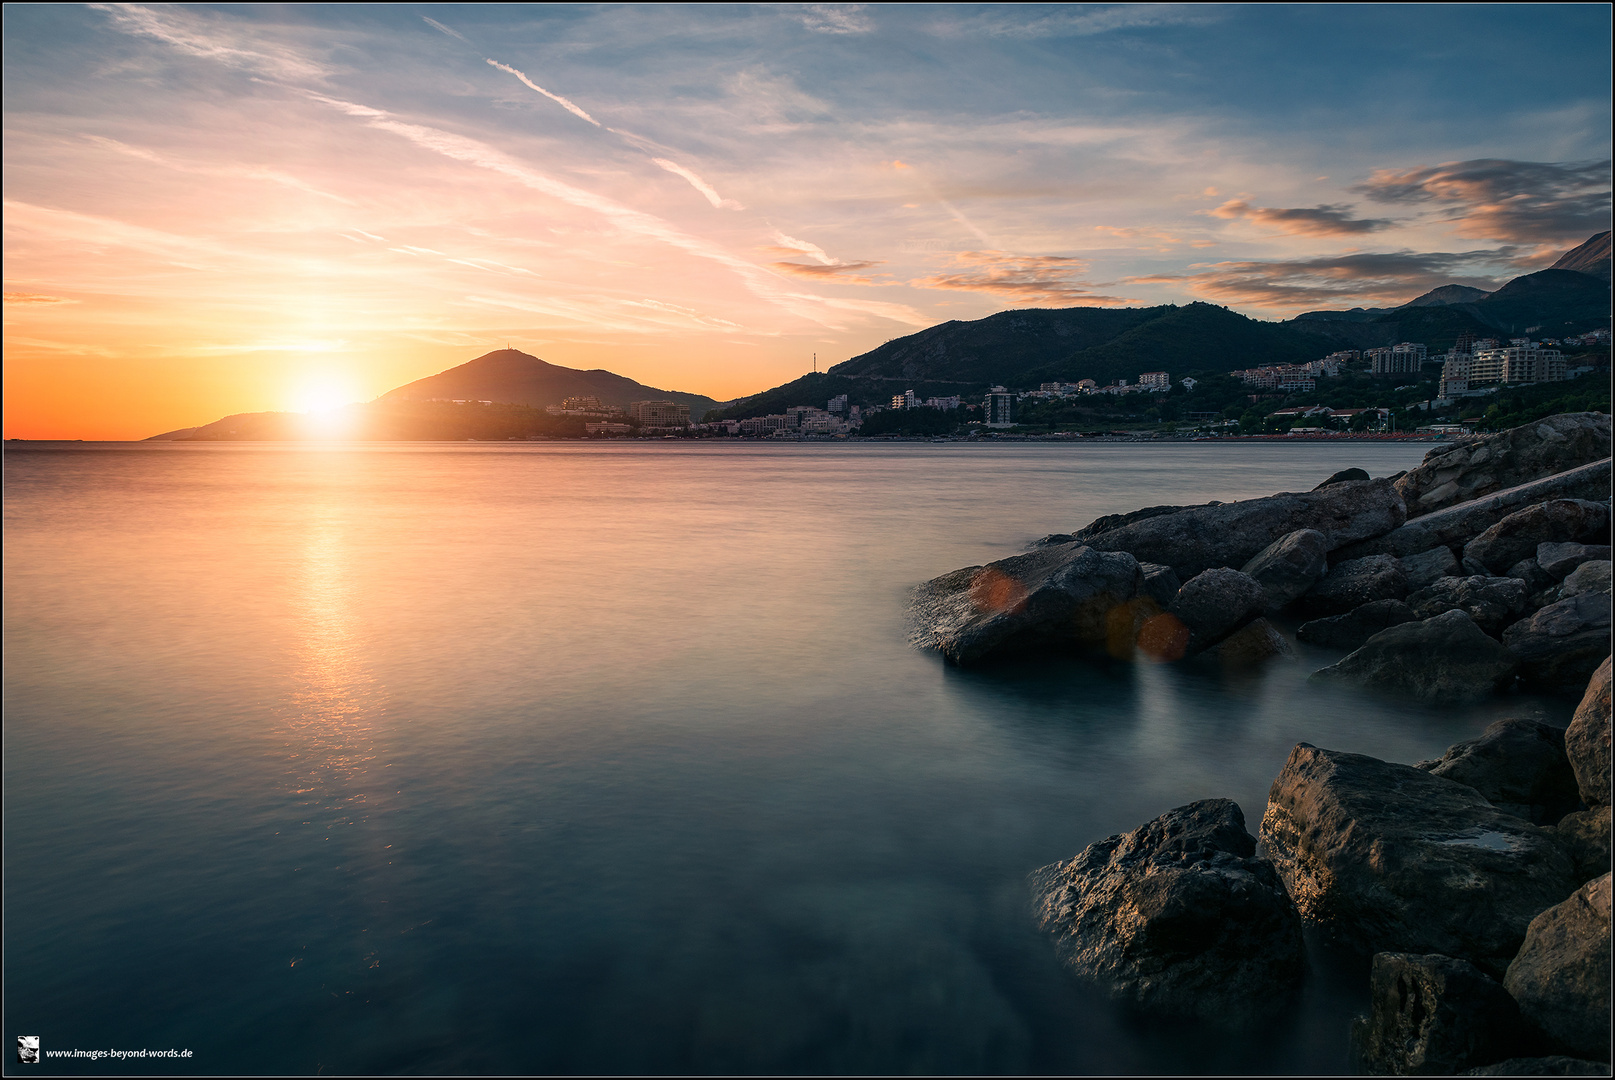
left=1353, top=158, right=1612, bottom=243
left=790, top=4, right=873, bottom=34
left=1093, top=225, right=1184, bottom=250
left=1206, top=199, right=1393, bottom=236
left=935, top=4, right=1218, bottom=39
left=88, top=3, right=329, bottom=81
left=85, top=136, right=356, bottom=204
left=910, top=251, right=1137, bottom=306
left=766, top=232, right=835, bottom=264
left=485, top=59, right=601, bottom=126
left=649, top=158, right=743, bottom=210
left=1130, top=249, right=1513, bottom=311
left=4, top=293, right=77, bottom=305
left=421, top=16, right=468, bottom=42
left=770, top=259, right=885, bottom=285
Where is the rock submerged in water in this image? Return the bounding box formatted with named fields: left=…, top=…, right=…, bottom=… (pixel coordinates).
left=1259, top=743, right=1578, bottom=973
left=1394, top=412, right=1612, bottom=519
left=1028, top=799, right=1304, bottom=1022
left=1309, top=609, right=1519, bottom=702
left=1349, top=952, right=1523, bottom=1076
left=1503, top=873, right=1612, bottom=1063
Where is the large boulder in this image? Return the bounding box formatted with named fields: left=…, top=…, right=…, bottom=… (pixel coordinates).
left=1462, top=500, right=1611, bottom=576
left=1029, top=799, right=1304, bottom=1021
left=1555, top=806, right=1613, bottom=884
left=1239, top=528, right=1329, bottom=612
left=1559, top=560, right=1612, bottom=600
left=1350, top=953, right=1523, bottom=1076
left=1395, top=413, right=1612, bottom=518
left=1296, top=599, right=1417, bottom=652
left=1072, top=501, right=1220, bottom=541
left=1566, top=657, right=1611, bottom=807
left=910, top=544, right=1142, bottom=667
left=1316, top=467, right=1370, bottom=488
left=1259, top=743, right=1578, bottom=972
left=1310, top=610, right=1520, bottom=702
left=1503, top=873, right=1612, bottom=1062
left=1138, top=562, right=1183, bottom=608
left=1402, top=546, right=1463, bottom=590
left=1300, top=554, right=1409, bottom=617
left=1416, top=718, right=1580, bottom=825
left=1502, top=592, right=1612, bottom=697
left=1335, top=459, right=1613, bottom=563
left=1539, top=542, right=1614, bottom=580
left=1407, top=576, right=1530, bottom=637
left=1168, top=568, right=1264, bottom=654
left=1081, top=478, right=1406, bottom=581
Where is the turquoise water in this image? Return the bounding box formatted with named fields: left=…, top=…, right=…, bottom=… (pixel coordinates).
left=3, top=441, right=1569, bottom=1074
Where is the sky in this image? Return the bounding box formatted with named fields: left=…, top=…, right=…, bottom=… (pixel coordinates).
left=4, top=3, right=1611, bottom=439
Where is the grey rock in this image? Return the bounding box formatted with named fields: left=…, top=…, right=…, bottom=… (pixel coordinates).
left=1310, top=610, right=1520, bottom=702
left=1209, top=617, right=1294, bottom=668
left=1540, top=542, right=1615, bottom=580
left=1465, top=1057, right=1613, bottom=1075
left=1301, top=554, right=1409, bottom=617
left=1507, top=557, right=1559, bottom=598
left=1417, top=718, right=1580, bottom=825
left=1138, top=562, right=1182, bottom=609
left=1560, top=560, right=1612, bottom=600
left=1082, top=478, right=1406, bottom=581
left=1407, top=576, right=1530, bottom=637
left=1396, top=412, right=1612, bottom=518
left=1168, top=567, right=1265, bottom=654
left=1463, top=500, right=1611, bottom=576
left=1316, top=467, right=1370, bottom=489
left=1555, top=806, right=1613, bottom=883
left=1566, top=657, right=1612, bottom=807
left=1402, top=546, right=1463, bottom=590
left=1504, top=873, right=1612, bottom=1061
left=910, top=544, right=1142, bottom=667
left=1350, top=952, right=1523, bottom=1076
left=1240, top=528, right=1329, bottom=613
left=1072, top=502, right=1220, bottom=541
left=1029, top=799, right=1304, bottom=1021
left=1503, top=592, right=1613, bottom=697
left=1031, top=532, right=1076, bottom=547
left=1259, top=743, right=1579, bottom=972
left=1296, top=599, right=1418, bottom=651
left=1335, top=459, right=1613, bottom=562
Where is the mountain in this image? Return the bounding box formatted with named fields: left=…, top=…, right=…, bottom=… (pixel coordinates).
left=1471, top=268, right=1611, bottom=333
left=1399, top=284, right=1492, bottom=307
left=1550, top=230, right=1612, bottom=281
left=380, top=348, right=720, bottom=416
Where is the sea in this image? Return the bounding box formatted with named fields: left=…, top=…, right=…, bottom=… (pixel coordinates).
left=2, top=440, right=1575, bottom=1075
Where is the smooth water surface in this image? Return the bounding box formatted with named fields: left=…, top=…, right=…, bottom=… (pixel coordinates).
left=4, top=441, right=1568, bottom=1074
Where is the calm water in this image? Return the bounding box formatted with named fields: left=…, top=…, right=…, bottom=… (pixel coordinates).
left=3, top=441, right=1572, bottom=1075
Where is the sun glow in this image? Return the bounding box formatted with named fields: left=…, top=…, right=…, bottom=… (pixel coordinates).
left=291, top=375, right=361, bottom=416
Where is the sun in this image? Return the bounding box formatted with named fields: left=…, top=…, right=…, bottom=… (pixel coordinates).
left=291, top=375, right=360, bottom=415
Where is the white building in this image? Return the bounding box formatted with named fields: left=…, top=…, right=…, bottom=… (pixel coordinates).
left=629, top=400, right=690, bottom=428
left=984, top=386, right=1015, bottom=427
left=1138, top=371, right=1170, bottom=389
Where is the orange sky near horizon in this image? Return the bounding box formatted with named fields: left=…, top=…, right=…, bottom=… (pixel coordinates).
left=4, top=5, right=1608, bottom=440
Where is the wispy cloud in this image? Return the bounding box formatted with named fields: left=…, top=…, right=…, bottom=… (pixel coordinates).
left=649, top=158, right=742, bottom=210
left=910, top=251, right=1136, bottom=305
left=935, top=3, right=1218, bottom=39
left=1353, top=158, right=1612, bottom=243
left=1206, top=199, right=1393, bottom=236
left=421, top=16, right=468, bottom=43
left=485, top=59, right=601, bottom=126
left=789, top=4, right=873, bottom=35
left=87, top=3, right=329, bottom=81
left=4, top=293, right=78, bottom=305
left=1129, top=249, right=1512, bottom=310
left=85, top=136, right=356, bottom=204
left=770, top=259, right=885, bottom=285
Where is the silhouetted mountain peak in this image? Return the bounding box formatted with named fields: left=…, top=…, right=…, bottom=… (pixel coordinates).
left=1549, top=231, right=1612, bottom=281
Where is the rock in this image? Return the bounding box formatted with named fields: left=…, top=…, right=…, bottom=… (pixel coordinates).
left=1463, top=500, right=1611, bottom=576
left=1395, top=413, right=1612, bottom=519
left=1539, top=542, right=1615, bottom=580
left=1072, top=502, right=1220, bottom=541
left=1103, top=596, right=1167, bottom=662
left=1029, top=799, right=1304, bottom=1021
left=910, top=544, right=1142, bottom=667
left=1335, top=459, right=1613, bottom=562
left=1349, top=952, right=1523, bottom=1076
left=1502, top=592, right=1612, bottom=697
left=1506, top=557, right=1559, bottom=598
left=1560, top=560, right=1612, bottom=600
left=1403, top=546, right=1463, bottom=590
left=1465, top=1057, right=1612, bottom=1075
left=1555, top=807, right=1613, bottom=883
left=1296, top=599, right=1418, bottom=652
left=1316, top=467, right=1371, bottom=488
left=1210, top=617, right=1294, bottom=668
left=1301, top=554, right=1409, bottom=617
left=1310, top=610, right=1519, bottom=702
left=1138, top=562, right=1182, bottom=609
left=1407, top=576, right=1530, bottom=637
left=1168, top=568, right=1265, bottom=654
left=1082, top=478, right=1407, bottom=581
left=1239, top=528, right=1329, bottom=612
left=1503, top=873, right=1612, bottom=1061
left=1032, top=532, right=1076, bottom=546
left=1566, top=657, right=1611, bottom=807
left=1259, top=743, right=1579, bottom=972
left=1417, top=718, right=1580, bottom=825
